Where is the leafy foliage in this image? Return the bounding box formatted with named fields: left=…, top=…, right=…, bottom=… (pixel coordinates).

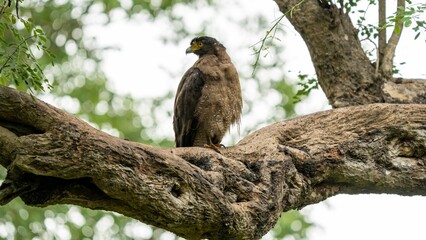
left=353, top=1, right=426, bottom=55
left=272, top=211, right=313, bottom=239
left=0, top=198, right=166, bottom=239
left=0, top=10, right=53, bottom=93
left=390, top=2, right=426, bottom=39
left=292, top=73, right=319, bottom=104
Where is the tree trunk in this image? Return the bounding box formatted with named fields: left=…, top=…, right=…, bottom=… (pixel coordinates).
left=0, top=86, right=425, bottom=239
left=274, top=0, right=426, bottom=107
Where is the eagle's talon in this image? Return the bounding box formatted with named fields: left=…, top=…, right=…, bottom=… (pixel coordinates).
left=203, top=144, right=222, bottom=153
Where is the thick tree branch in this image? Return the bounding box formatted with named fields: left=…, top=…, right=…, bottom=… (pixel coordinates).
left=383, top=78, right=426, bottom=103
left=274, top=0, right=426, bottom=107
left=0, top=86, right=425, bottom=239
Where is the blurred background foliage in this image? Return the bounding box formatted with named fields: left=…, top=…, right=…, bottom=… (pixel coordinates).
left=0, top=0, right=311, bottom=239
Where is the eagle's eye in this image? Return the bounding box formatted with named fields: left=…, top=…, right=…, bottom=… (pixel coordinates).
left=190, top=41, right=204, bottom=52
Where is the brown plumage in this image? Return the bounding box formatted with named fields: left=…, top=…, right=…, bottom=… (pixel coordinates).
left=173, top=36, right=242, bottom=151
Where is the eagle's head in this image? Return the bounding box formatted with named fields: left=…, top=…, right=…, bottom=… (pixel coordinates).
left=185, top=36, right=224, bottom=56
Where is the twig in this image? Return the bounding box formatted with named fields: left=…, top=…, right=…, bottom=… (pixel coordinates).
left=251, top=0, right=305, bottom=76
left=0, top=0, right=11, bottom=19
left=15, top=0, right=19, bottom=18
left=0, top=35, right=34, bottom=74
left=251, top=14, right=285, bottom=76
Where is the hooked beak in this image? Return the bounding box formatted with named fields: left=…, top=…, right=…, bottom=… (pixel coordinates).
left=185, top=46, right=193, bottom=54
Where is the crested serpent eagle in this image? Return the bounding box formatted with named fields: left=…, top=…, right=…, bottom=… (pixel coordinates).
left=173, top=36, right=242, bottom=152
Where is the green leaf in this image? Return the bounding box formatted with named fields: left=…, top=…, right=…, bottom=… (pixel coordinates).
left=22, top=19, right=32, bottom=33
left=38, top=35, right=47, bottom=43
left=404, top=19, right=412, bottom=28
left=414, top=32, right=420, bottom=40
left=11, top=15, right=16, bottom=24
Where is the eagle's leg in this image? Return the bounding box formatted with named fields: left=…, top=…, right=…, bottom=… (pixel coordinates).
left=203, top=136, right=222, bottom=153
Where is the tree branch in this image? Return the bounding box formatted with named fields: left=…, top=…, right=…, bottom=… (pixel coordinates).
left=378, top=0, right=386, bottom=72
left=381, top=0, right=405, bottom=76
left=0, top=86, right=425, bottom=239
left=275, top=0, right=381, bottom=107
left=383, top=78, right=426, bottom=103
left=274, top=0, right=426, bottom=107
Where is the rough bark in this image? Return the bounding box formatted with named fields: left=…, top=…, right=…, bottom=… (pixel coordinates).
left=0, top=85, right=425, bottom=239
left=0, top=1, right=426, bottom=239
left=275, top=0, right=426, bottom=107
